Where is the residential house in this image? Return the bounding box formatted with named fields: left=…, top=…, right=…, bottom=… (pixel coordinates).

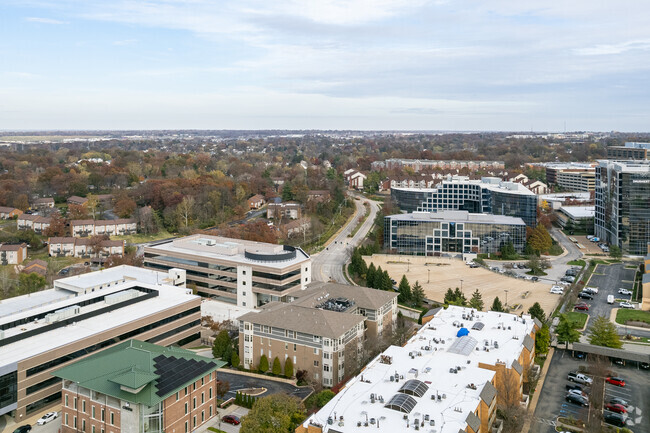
left=282, top=218, right=311, bottom=238
left=17, top=214, right=52, bottom=233
left=247, top=194, right=266, bottom=209
left=67, top=195, right=88, bottom=206
left=267, top=201, right=302, bottom=220
left=21, top=259, right=48, bottom=276
left=0, top=243, right=27, bottom=265
left=33, top=197, right=55, bottom=209
left=0, top=206, right=23, bottom=219
left=344, top=169, right=367, bottom=189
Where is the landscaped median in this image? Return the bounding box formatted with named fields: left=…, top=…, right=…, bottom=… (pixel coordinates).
left=615, top=308, right=650, bottom=327
left=564, top=312, right=589, bottom=330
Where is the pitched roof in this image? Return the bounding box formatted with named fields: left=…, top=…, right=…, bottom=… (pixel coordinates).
left=523, top=334, right=534, bottom=351
left=0, top=206, right=17, bottom=213
left=296, top=281, right=398, bottom=311
left=239, top=303, right=364, bottom=339
left=52, top=339, right=226, bottom=406
left=70, top=219, right=95, bottom=225
left=34, top=197, right=55, bottom=204
left=0, top=243, right=26, bottom=251
left=533, top=317, right=543, bottom=330
left=479, top=380, right=497, bottom=405
left=48, top=237, right=75, bottom=244
left=465, top=411, right=481, bottom=432
left=511, top=359, right=523, bottom=375
left=24, top=259, right=48, bottom=269
left=422, top=307, right=443, bottom=318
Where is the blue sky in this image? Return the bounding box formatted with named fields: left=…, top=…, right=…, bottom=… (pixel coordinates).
left=1, top=0, right=649, bottom=131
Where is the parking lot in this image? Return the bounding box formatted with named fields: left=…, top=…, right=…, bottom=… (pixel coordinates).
left=218, top=371, right=313, bottom=402
left=532, top=350, right=649, bottom=433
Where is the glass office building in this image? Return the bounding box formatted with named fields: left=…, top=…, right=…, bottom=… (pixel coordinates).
left=391, top=176, right=537, bottom=227
left=384, top=211, right=527, bottom=256
left=595, top=160, right=650, bottom=255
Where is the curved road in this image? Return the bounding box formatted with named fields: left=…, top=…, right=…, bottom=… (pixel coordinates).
left=311, top=194, right=381, bottom=283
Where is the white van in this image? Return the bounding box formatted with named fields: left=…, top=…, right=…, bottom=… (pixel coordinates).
left=607, top=295, right=615, bottom=304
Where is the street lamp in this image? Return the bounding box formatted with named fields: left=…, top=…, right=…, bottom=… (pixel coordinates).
left=428, top=269, right=431, bottom=283
left=407, top=259, right=410, bottom=272
left=504, top=290, right=509, bottom=307
left=460, top=279, right=463, bottom=292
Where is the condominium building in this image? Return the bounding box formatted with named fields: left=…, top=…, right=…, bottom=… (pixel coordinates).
left=606, top=142, right=650, bottom=160
left=0, top=243, right=28, bottom=265
left=391, top=176, right=537, bottom=227
left=0, top=206, right=23, bottom=219
left=371, top=159, right=505, bottom=172
left=238, top=282, right=398, bottom=387
left=48, top=237, right=125, bottom=258
left=0, top=266, right=199, bottom=421
left=384, top=211, right=527, bottom=256
left=53, top=340, right=226, bottom=433
left=32, top=197, right=55, bottom=209
left=144, top=234, right=312, bottom=306
left=595, top=160, right=650, bottom=255
left=17, top=214, right=52, bottom=234
left=70, top=219, right=137, bottom=237
left=297, top=306, right=540, bottom=433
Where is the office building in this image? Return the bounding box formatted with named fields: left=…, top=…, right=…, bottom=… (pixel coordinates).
left=595, top=160, right=650, bottom=255
left=391, top=176, right=537, bottom=227
left=384, top=211, right=526, bottom=256
left=371, top=159, right=505, bottom=172
left=144, top=234, right=311, bottom=307
left=544, top=163, right=596, bottom=191
left=238, top=282, right=398, bottom=386
left=53, top=340, right=226, bottom=433
left=0, top=266, right=199, bottom=421
left=297, top=306, right=539, bottom=433
left=556, top=206, right=595, bottom=232
left=606, top=142, right=650, bottom=160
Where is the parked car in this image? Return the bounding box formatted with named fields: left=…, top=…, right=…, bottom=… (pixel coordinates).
left=531, top=276, right=539, bottom=282
left=565, top=269, right=577, bottom=277
left=568, top=371, right=593, bottom=385
left=611, top=358, right=624, bottom=366
left=604, top=403, right=627, bottom=414
left=608, top=397, right=629, bottom=407
left=617, top=288, right=632, bottom=295
left=607, top=295, right=615, bottom=304
left=566, top=383, right=585, bottom=392
left=619, top=301, right=634, bottom=309
left=567, top=389, right=588, bottom=399
left=222, top=415, right=241, bottom=425
left=36, top=412, right=58, bottom=425
left=565, top=393, right=589, bottom=407
left=641, top=362, right=649, bottom=370
left=583, top=286, right=598, bottom=294
left=573, top=351, right=586, bottom=360
left=550, top=286, right=564, bottom=294
left=13, top=426, right=32, bottom=433
left=606, top=377, right=626, bottom=387
left=574, top=303, right=589, bottom=311
left=578, top=291, right=594, bottom=300
left=603, top=412, right=627, bottom=427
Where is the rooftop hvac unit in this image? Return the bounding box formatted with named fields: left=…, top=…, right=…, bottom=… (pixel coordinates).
left=105, top=289, right=139, bottom=305
left=206, top=239, right=216, bottom=246
left=45, top=305, right=81, bottom=323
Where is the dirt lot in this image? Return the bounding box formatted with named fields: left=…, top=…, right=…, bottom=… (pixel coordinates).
left=364, top=254, right=560, bottom=315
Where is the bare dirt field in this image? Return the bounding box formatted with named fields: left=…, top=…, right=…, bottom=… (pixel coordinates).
left=364, top=254, right=560, bottom=316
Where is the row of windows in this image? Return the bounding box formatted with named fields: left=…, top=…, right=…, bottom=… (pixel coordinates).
left=65, top=395, right=115, bottom=424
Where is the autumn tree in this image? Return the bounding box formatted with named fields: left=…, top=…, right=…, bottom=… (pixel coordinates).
left=13, top=194, right=29, bottom=211
left=43, top=212, right=67, bottom=237
left=88, top=235, right=108, bottom=258
left=113, top=196, right=137, bottom=218
left=239, top=394, right=305, bottom=433
left=526, top=225, right=552, bottom=254
left=137, top=206, right=158, bottom=235
left=85, top=194, right=99, bottom=219
left=176, top=196, right=195, bottom=228
left=67, top=203, right=89, bottom=220
left=498, top=368, right=526, bottom=433
left=216, top=381, right=230, bottom=400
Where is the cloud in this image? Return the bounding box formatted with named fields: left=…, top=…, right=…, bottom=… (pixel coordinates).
left=574, top=40, right=650, bottom=56
left=25, top=17, right=67, bottom=24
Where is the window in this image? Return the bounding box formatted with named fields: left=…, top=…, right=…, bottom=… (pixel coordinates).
left=65, top=395, right=68, bottom=407
left=201, top=392, right=204, bottom=404
left=193, top=397, right=196, bottom=409
left=110, top=413, right=114, bottom=425
left=74, top=417, right=77, bottom=429
left=185, top=387, right=188, bottom=396
left=82, top=401, right=86, bottom=413
left=65, top=414, right=68, bottom=426
left=201, top=411, right=205, bottom=422
left=185, top=403, right=188, bottom=414
left=285, top=343, right=288, bottom=350
left=243, top=301, right=246, bottom=306
left=242, top=270, right=246, bottom=275
left=193, top=383, right=196, bottom=391
left=201, top=377, right=204, bottom=386
left=92, top=406, right=96, bottom=418
left=74, top=397, right=77, bottom=409
left=293, top=344, right=297, bottom=351
left=193, top=416, right=196, bottom=428
left=101, top=409, right=105, bottom=422
left=92, top=426, right=96, bottom=433
left=209, top=406, right=213, bottom=417
left=82, top=420, right=86, bottom=432
left=324, top=365, right=330, bottom=372
left=314, top=360, right=319, bottom=367
left=209, top=388, right=212, bottom=399
left=185, top=422, right=188, bottom=433
left=313, top=348, right=319, bottom=355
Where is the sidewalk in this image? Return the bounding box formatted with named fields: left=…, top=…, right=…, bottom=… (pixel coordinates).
left=523, top=348, right=555, bottom=433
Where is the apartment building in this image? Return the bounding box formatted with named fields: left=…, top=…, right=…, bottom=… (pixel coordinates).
left=384, top=211, right=527, bottom=256
left=297, top=306, right=540, bottom=433
left=371, top=159, right=505, bottom=172
left=48, top=237, right=125, bottom=258
left=53, top=340, right=225, bottom=433
left=238, top=282, right=398, bottom=386
left=17, top=214, right=52, bottom=233
left=0, top=206, right=23, bottom=219
left=607, top=142, right=650, bottom=160
left=144, top=234, right=312, bottom=306
left=0, top=266, right=198, bottom=421
left=595, top=160, right=650, bottom=255
left=267, top=202, right=302, bottom=220
left=0, top=243, right=28, bottom=265
left=391, top=176, right=537, bottom=227
left=70, top=219, right=137, bottom=237
left=32, top=197, right=55, bottom=209
left=344, top=169, right=367, bottom=189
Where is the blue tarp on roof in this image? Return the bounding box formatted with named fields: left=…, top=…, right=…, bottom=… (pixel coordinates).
left=457, top=327, right=469, bottom=337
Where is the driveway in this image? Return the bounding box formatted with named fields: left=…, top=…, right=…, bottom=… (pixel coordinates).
left=217, top=371, right=313, bottom=401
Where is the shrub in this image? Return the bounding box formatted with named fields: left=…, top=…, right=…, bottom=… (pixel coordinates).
left=284, top=357, right=294, bottom=378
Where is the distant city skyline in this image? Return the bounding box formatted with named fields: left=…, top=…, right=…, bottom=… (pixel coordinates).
left=1, top=1, right=649, bottom=131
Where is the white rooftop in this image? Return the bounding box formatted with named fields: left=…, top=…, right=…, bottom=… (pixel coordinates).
left=539, top=192, right=591, bottom=202
left=53, top=265, right=177, bottom=293
left=390, top=210, right=526, bottom=226
left=392, top=176, right=535, bottom=196
left=302, top=306, right=535, bottom=433
left=559, top=206, right=595, bottom=219
left=0, top=275, right=198, bottom=368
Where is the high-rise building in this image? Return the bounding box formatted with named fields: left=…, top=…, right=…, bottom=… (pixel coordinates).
left=606, top=142, right=650, bottom=160
left=391, top=176, right=537, bottom=227
left=595, top=160, right=650, bottom=255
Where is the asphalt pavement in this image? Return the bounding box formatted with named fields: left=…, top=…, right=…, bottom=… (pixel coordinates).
left=217, top=371, right=313, bottom=401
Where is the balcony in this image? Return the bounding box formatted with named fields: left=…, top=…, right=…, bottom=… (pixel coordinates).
left=490, top=418, right=503, bottom=433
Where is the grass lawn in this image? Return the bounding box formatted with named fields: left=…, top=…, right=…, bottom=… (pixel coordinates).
left=565, top=312, right=589, bottom=329
left=207, top=428, right=227, bottom=433
left=616, top=309, right=650, bottom=326
left=113, top=229, right=173, bottom=244
left=567, top=259, right=586, bottom=267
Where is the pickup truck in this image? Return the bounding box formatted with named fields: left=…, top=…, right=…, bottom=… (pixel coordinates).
left=567, top=372, right=593, bottom=385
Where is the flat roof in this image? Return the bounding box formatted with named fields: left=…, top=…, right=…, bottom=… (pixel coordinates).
left=301, top=306, right=535, bottom=433
left=147, top=234, right=310, bottom=269
left=0, top=280, right=199, bottom=368
left=53, top=265, right=174, bottom=292
left=392, top=176, right=535, bottom=196
left=539, top=192, right=591, bottom=201
left=597, top=159, right=650, bottom=173
left=559, top=206, right=595, bottom=219
left=387, top=210, right=526, bottom=226
left=295, top=282, right=398, bottom=311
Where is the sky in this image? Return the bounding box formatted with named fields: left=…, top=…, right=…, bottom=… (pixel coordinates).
left=1, top=1, right=649, bottom=131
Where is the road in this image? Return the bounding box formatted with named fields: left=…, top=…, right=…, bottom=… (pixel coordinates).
left=311, top=195, right=381, bottom=283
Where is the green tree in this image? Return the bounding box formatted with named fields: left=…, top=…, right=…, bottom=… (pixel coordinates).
left=556, top=314, right=581, bottom=348
left=380, top=270, right=393, bottom=291
left=259, top=355, right=269, bottom=373
left=281, top=183, right=294, bottom=201
left=411, top=281, right=425, bottom=307
left=231, top=351, right=240, bottom=368
left=469, top=289, right=484, bottom=311
left=272, top=357, right=282, bottom=375
left=491, top=296, right=504, bottom=312
left=444, top=288, right=456, bottom=304
left=588, top=315, right=623, bottom=348
left=499, top=242, right=517, bottom=260
left=609, top=245, right=622, bottom=259
left=366, top=263, right=376, bottom=288
left=374, top=266, right=384, bottom=290
left=535, top=324, right=551, bottom=354
left=453, top=287, right=467, bottom=306
left=212, top=330, right=232, bottom=359
left=284, top=357, right=293, bottom=378
left=398, top=275, right=411, bottom=303
left=240, top=394, right=305, bottom=433
left=18, top=273, right=46, bottom=295
left=527, top=302, right=546, bottom=322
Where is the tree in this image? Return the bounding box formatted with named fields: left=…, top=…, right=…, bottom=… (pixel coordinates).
left=411, top=281, right=425, bottom=307
left=398, top=275, right=411, bottom=303
left=88, top=235, right=108, bottom=258
left=138, top=206, right=158, bottom=235
left=374, top=266, right=384, bottom=290
left=212, top=330, right=232, bottom=359
left=67, top=203, right=89, bottom=220
left=284, top=357, right=293, bottom=378
left=499, top=242, right=517, bottom=260
left=272, top=356, right=282, bottom=375
left=491, top=296, right=504, bottom=312
left=239, top=394, right=305, bottom=433
left=18, top=273, right=46, bottom=294
left=365, top=263, right=376, bottom=288
left=380, top=270, right=393, bottom=291
left=85, top=194, right=99, bottom=219
left=176, top=196, right=195, bottom=228
left=259, top=354, right=269, bottom=373
left=296, top=370, right=308, bottom=386
left=13, top=194, right=29, bottom=211
left=556, top=314, right=581, bottom=348
left=469, top=289, right=484, bottom=311
left=609, top=245, right=622, bottom=259
left=499, top=368, right=527, bottom=433
left=217, top=380, right=230, bottom=400
left=453, top=287, right=467, bottom=306
left=527, top=225, right=553, bottom=254
left=43, top=212, right=67, bottom=237
left=444, top=288, right=456, bottom=304
left=535, top=324, right=550, bottom=355
left=527, top=302, right=546, bottom=322
left=113, top=196, right=137, bottom=218
left=231, top=351, right=240, bottom=368
left=588, top=315, right=622, bottom=348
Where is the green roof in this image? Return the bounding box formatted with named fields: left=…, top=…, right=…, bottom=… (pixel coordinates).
left=52, top=339, right=226, bottom=406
